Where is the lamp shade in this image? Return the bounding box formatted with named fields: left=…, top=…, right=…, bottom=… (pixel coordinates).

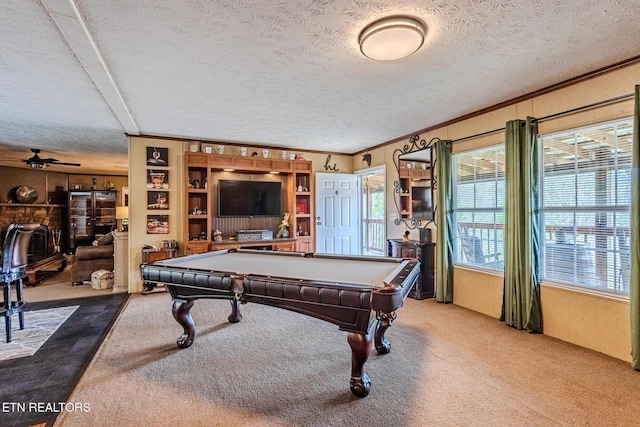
left=359, top=17, right=426, bottom=61
left=115, top=206, right=129, bottom=219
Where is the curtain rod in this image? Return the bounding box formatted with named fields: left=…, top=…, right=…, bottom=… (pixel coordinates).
left=451, top=92, right=635, bottom=144
left=537, top=92, right=634, bottom=121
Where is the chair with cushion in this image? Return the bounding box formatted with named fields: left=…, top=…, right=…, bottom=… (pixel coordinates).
left=1, top=223, right=40, bottom=342
left=71, top=232, right=115, bottom=285
left=458, top=223, right=502, bottom=268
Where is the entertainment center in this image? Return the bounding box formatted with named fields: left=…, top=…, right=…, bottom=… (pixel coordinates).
left=184, top=153, right=314, bottom=255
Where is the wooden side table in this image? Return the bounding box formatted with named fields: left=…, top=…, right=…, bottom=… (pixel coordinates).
left=142, top=247, right=177, bottom=263
left=141, top=247, right=177, bottom=294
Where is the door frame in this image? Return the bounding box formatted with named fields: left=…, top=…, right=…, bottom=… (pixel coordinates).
left=354, top=165, right=386, bottom=255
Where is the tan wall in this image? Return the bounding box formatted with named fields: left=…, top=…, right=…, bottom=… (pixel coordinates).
left=453, top=267, right=504, bottom=318
left=377, top=62, right=639, bottom=362
left=127, top=136, right=186, bottom=293
left=68, top=174, right=128, bottom=198
left=126, top=137, right=351, bottom=292
left=540, top=285, right=630, bottom=360
left=0, top=167, right=67, bottom=203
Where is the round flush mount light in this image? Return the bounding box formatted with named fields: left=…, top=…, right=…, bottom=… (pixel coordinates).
left=359, top=16, right=426, bottom=61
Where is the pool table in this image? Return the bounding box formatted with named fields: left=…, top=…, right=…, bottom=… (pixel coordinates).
left=140, top=249, right=420, bottom=397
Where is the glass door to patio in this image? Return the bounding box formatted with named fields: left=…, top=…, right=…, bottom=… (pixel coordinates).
left=360, top=168, right=385, bottom=256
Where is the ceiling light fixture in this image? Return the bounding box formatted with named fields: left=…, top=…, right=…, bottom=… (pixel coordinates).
left=359, top=16, right=426, bottom=61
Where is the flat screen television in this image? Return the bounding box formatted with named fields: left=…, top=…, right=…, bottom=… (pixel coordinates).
left=411, top=186, right=433, bottom=220
left=218, top=180, right=282, bottom=217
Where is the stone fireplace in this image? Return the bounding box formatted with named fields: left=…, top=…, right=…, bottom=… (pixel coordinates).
left=0, top=204, right=65, bottom=257
left=0, top=204, right=67, bottom=284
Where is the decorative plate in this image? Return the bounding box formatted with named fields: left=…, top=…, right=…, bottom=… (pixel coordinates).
left=15, top=186, right=38, bottom=203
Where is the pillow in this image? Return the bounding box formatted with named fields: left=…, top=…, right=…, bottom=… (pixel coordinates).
left=93, top=231, right=115, bottom=246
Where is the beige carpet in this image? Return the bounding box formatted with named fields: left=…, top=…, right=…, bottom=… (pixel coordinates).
left=24, top=265, right=116, bottom=303
left=57, top=294, right=640, bottom=427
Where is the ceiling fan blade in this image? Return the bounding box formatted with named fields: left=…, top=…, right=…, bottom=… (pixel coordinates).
left=50, top=161, right=81, bottom=166
left=20, top=148, right=80, bottom=167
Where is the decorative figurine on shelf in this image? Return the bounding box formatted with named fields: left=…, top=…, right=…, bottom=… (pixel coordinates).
left=402, top=230, right=410, bottom=242
left=212, top=229, right=223, bottom=242
left=277, top=213, right=291, bottom=238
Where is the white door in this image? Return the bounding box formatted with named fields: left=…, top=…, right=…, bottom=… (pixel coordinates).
left=315, top=173, right=359, bottom=254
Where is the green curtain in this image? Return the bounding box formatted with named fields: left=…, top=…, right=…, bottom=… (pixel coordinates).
left=501, top=117, right=542, bottom=332
left=631, top=85, right=640, bottom=370
left=435, top=139, right=454, bottom=303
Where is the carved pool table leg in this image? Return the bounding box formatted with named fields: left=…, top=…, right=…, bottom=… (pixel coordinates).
left=227, top=298, right=242, bottom=323
left=374, top=311, right=397, bottom=354
left=172, top=300, right=195, bottom=349
left=347, top=332, right=372, bottom=398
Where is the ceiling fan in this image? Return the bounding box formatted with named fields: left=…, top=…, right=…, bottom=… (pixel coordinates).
left=24, top=149, right=81, bottom=169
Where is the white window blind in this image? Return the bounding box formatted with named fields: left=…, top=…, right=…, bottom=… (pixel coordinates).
left=540, top=119, right=632, bottom=294
left=453, top=146, right=505, bottom=271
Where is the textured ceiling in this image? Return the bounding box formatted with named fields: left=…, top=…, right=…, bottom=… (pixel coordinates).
left=1, top=0, right=639, bottom=174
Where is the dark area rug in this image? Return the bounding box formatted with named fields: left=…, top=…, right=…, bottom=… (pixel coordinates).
left=0, top=293, right=129, bottom=427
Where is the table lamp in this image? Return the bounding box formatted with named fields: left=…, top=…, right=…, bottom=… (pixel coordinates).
left=116, top=206, right=129, bottom=232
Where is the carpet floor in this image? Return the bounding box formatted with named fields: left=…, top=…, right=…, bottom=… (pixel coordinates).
left=0, top=293, right=129, bottom=427
left=58, top=294, right=640, bottom=427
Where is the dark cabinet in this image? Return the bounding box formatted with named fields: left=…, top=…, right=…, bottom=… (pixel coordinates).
left=68, top=190, right=117, bottom=250
left=387, top=239, right=435, bottom=299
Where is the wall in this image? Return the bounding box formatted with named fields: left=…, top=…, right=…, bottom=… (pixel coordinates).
left=353, top=134, right=439, bottom=243
left=128, top=136, right=185, bottom=293
left=0, top=167, right=67, bottom=204
left=126, top=136, right=352, bottom=292
left=374, top=62, right=639, bottom=362
left=0, top=166, right=127, bottom=253
left=68, top=174, right=128, bottom=195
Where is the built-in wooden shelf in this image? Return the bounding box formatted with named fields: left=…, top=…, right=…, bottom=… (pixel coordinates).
left=184, top=151, right=315, bottom=255
left=210, top=154, right=294, bottom=173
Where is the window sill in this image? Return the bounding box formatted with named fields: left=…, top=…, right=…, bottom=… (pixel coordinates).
left=540, top=280, right=629, bottom=302
left=453, top=263, right=504, bottom=277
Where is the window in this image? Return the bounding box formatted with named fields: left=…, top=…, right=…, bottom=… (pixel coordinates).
left=540, top=119, right=632, bottom=295
left=453, top=146, right=505, bottom=270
